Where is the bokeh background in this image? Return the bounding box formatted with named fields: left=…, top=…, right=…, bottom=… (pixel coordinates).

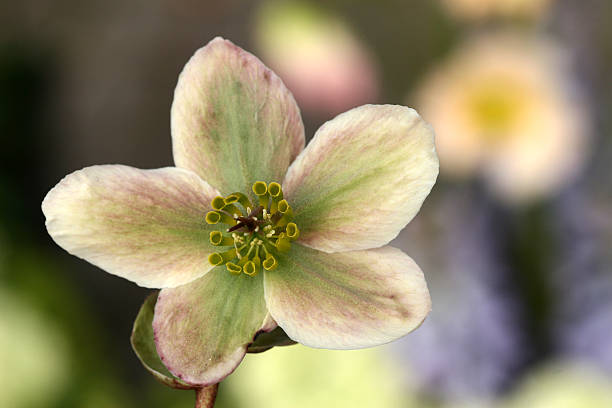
left=1, top=0, right=612, bottom=407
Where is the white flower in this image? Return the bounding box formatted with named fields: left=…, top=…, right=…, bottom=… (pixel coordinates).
left=416, top=32, right=589, bottom=203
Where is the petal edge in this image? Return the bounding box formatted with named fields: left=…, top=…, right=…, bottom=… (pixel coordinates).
left=154, top=269, right=270, bottom=386
left=264, top=244, right=431, bottom=349
left=42, top=165, right=219, bottom=288
left=284, top=104, right=439, bottom=253
left=172, top=37, right=305, bottom=195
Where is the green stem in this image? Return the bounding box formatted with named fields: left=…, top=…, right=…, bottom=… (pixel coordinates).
left=194, top=384, right=219, bottom=408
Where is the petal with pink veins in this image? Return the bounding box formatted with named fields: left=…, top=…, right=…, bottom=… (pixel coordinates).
left=154, top=269, right=270, bottom=386
left=42, top=165, right=218, bottom=288
left=171, top=37, right=305, bottom=195
left=264, top=244, right=431, bottom=349
left=283, top=104, right=438, bottom=253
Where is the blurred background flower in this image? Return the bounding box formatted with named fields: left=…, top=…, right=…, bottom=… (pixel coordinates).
left=501, top=362, right=612, bottom=408
left=253, top=0, right=379, bottom=118
left=439, top=0, right=556, bottom=21
left=1, top=0, right=611, bottom=407
left=415, top=32, right=590, bottom=204
left=224, top=345, right=414, bottom=408
left=0, top=288, right=69, bottom=408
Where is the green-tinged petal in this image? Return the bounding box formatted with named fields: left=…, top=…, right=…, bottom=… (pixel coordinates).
left=131, top=292, right=195, bottom=390
left=247, top=325, right=297, bottom=354
left=42, top=165, right=219, bottom=288
left=264, top=244, right=431, bottom=349
left=283, top=105, right=438, bottom=253
left=153, top=268, right=271, bottom=386
left=171, top=37, right=305, bottom=195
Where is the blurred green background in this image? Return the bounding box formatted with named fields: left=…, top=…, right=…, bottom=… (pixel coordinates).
left=1, top=0, right=611, bottom=407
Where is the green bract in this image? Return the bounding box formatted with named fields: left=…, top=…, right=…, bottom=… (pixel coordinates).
left=42, top=37, right=439, bottom=387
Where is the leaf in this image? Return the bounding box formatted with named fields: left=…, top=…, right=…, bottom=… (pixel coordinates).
left=247, top=325, right=297, bottom=354
left=130, top=292, right=196, bottom=390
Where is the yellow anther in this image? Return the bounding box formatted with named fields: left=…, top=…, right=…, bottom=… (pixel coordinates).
left=210, top=231, right=234, bottom=246
left=243, top=261, right=255, bottom=275
left=205, top=211, right=220, bottom=224
left=208, top=248, right=237, bottom=266
left=211, top=196, right=227, bottom=210
left=268, top=182, right=283, bottom=212
left=253, top=181, right=269, bottom=208
left=252, top=181, right=267, bottom=195
left=224, top=195, right=238, bottom=205
left=275, top=199, right=293, bottom=227
left=243, top=256, right=261, bottom=276
left=208, top=253, right=223, bottom=266
left=207, top=181, right=298, bottom=273
left=227, top=192, right=252, bottom=209
left=205, top=211, right=236, bottom=226
left=263, top=255, right=278, bottom=271
left=285, top=223, right=299, bottom=241
left=277, top=199, right=290, bottom=213
left=211, top=196, right=241, bottom=216
left=268, top=182, right=283, bottom=199
left=226, top=262, right=242, bottom=275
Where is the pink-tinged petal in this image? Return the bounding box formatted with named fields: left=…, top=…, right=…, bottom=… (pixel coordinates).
left=171, top=37, right=305, bottom=195
left=283, top=104, right=438, bottom=253
left=42, top=165, right=219, bottom=288
left=154, top=269, right=270, bottom=386
left=131, top=292, right=195, bottom=390
left=264, top=244, right=431, bottom=349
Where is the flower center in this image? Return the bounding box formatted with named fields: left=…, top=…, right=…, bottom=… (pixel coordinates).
left=466, top=80, right=526, bottom=142
left=205, top=181, right=299, bottom=276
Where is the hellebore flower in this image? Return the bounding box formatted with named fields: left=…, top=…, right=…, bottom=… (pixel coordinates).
left=415, top=32, right=589, bottom=204
left=42, top=37, right=438, bottom=387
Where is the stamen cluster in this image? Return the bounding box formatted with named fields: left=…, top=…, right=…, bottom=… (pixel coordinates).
left=205, top=181, right=299, bottom=276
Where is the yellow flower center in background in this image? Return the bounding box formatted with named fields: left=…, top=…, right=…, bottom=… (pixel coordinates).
left=205, top=181, right=299, bottom=276
left=466, top=82, right=525, bottom=141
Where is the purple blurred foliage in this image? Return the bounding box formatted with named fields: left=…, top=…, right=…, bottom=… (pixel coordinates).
left=391, top=189, right=525, bottom=402
left=549, top=0, right=612, bottom=378
left=552, top=190, right=612, bottom=375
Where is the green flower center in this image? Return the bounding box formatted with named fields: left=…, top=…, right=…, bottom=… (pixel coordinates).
left=205, top=181, right=299, bottom=276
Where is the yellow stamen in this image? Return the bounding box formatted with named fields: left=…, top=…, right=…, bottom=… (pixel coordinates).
left=252, top=181, right=270, bottom=208
left=226, top=262, right=242, bottom=275
left=275, top=199, right=293, bottom=227
left=210, top=231, right=234, bottom=246
left=268, top=182, right=283, bottom=213
left=263, top=255, right=278, bottom=271
left=208, top=248, right=237, bottom=266
left=285, top=223, right=299, bottom=241
left=243, top=257, right=261, bottom=276
left=226, top=192, right=252, bottom=209
left=205, top=211, right=236, bottom=226
left=206, top=180, right=298, bottom=274
left=275, top=233, right=291, bottom=253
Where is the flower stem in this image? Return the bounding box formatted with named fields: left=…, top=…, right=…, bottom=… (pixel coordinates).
left=194, top=384, right=219, bottom=408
